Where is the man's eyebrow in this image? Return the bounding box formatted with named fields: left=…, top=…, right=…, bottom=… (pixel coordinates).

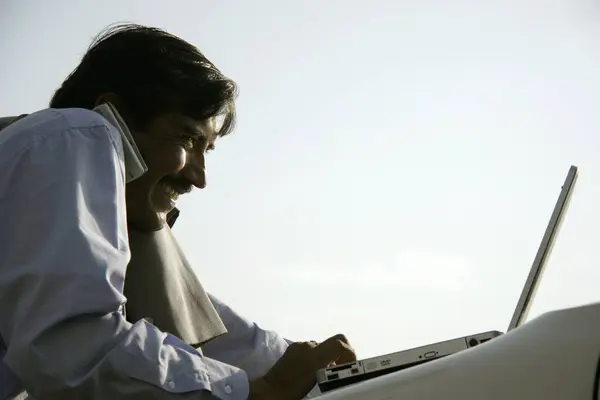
left=182, top=124, right=206, bottom=137
left=182, top=125, right=216, bottom=144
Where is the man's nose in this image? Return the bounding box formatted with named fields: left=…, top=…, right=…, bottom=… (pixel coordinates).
left=182, top=152, right=207, bottom=189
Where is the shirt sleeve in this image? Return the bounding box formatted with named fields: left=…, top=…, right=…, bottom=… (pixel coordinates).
left=202, top=295, right=289, bottom=381
left=0, top=109, right=249, bottom=400
left=203, top=295, right=322, bottom=398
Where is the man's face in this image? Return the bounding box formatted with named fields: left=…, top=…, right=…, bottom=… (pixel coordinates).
left=125, top=112, right=217, bottom=232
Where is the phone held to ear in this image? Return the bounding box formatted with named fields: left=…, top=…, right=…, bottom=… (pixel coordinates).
left=93, top=102, right=148, bottom=183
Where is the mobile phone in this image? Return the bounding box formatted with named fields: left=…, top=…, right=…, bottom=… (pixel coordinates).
left=93, top=102, right=148, bottom=182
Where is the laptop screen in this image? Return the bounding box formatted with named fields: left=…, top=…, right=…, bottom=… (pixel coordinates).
left=507, top=165, right=578, bottom=331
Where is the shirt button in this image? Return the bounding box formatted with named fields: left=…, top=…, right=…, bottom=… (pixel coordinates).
left=224, top=384, right=232, bottom=394
left=167, top=380, right=175, bottom=389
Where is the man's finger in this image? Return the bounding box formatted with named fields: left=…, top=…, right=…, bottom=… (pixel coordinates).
left=335, top=340, right=356, bottom=365
left=331, top=333, right=349, bottom=345
left=314, top=335, right=357, bottom=367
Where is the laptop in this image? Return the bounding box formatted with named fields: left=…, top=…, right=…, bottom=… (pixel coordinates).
left=316, top=165, right=579, bottom=393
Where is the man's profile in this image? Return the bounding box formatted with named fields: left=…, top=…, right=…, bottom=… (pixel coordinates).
left=0, top=24, right=355, bottom=399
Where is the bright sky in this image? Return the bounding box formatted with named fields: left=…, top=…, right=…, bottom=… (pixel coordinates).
left=2, top=0, right=600, bottom=359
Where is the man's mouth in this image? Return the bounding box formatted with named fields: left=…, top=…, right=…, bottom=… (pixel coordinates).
left=158, top=182, right=182, bottom=202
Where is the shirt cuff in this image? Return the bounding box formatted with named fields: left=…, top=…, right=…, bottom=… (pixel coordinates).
left=162, top=330, right=249, bottom=399
left=203, top=356, right=250, bottom=400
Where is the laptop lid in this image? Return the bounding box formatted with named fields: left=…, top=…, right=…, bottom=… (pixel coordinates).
left=507, top=165, right=578, bottom=331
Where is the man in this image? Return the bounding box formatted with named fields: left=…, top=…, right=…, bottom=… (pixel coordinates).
left=0, top=24, right=355, bottom=399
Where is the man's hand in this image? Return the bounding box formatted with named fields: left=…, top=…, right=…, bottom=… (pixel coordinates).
left=248, top=334, right=356, bottom=400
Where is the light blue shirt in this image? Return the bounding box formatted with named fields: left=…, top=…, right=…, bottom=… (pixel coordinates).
left=0, top=108, right=294, bottom=399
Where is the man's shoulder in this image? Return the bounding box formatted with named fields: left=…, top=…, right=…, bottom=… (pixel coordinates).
left=0, top=108, right=116, bottom=165
left=12, top=108, right=110, bottom=135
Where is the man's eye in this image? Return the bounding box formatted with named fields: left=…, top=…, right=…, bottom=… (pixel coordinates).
left=178, top=135, right=212, bottom=152
left=180, top=138, right=194, bottom=150
left=177, top=135, right=197, bottom=150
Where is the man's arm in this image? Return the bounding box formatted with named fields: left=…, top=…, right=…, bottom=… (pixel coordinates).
left=0, top=109, right=248, bottom=399
left=203, top=295, right=290, bottom=380
left=203, top=296, right=322, bottom=398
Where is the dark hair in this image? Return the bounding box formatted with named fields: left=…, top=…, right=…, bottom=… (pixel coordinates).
left=50, top=23, right=237, bottom=136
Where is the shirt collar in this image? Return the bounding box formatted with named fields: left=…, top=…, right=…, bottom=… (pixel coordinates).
left=167, top=208, right=180, bottom=228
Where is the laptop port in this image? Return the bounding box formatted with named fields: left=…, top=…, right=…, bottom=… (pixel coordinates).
left=329, top=363, right=355, bottom=373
